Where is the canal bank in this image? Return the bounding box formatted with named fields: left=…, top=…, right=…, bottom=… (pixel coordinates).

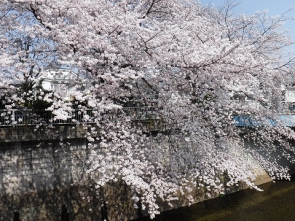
left=134, top=181, right=295, bottom=221
left=0, top=126, right=274, bottom=220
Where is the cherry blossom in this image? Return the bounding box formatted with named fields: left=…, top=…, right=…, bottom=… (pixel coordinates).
left=1, top=0, right=295, bottom=218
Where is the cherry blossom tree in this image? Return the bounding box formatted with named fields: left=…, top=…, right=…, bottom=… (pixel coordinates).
left=2, top=0, right=295, bottom=218
left=0, top=1, right=57, bottom=112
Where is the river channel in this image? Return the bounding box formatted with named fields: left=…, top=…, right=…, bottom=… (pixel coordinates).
left=135, top=180, right=295, bottom=221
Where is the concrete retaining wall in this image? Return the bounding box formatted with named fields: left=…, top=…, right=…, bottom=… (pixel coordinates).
left=0, top=126, right=272, bottom=220
left=0, top=138, right=95, bottom=220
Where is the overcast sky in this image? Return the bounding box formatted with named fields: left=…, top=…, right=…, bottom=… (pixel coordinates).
left=200, top=0, right=295, bottom=52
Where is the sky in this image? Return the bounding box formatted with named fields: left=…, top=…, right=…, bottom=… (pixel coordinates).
left=200, top=0, right=295, bottom=52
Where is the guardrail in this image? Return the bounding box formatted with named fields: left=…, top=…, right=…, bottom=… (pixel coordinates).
left=0, top=109, right=91, bottom=126
left=279, top=102, right=295, bottom=114
left=3, top=102, right=294, bottom=128
left=0, top=107, right=160, bottom=127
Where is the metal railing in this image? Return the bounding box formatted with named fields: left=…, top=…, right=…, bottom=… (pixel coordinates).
left=3, top=102, right=295, bottom=128
left=0, top=109, right=92, bottom=126
left=0, top=107, right=161, bottom=127
left=279, top=102, right=295, bottom=114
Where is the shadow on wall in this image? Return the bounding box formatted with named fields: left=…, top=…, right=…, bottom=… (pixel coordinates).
left=0, top=136, right=139, bottom=221
left=0, top=127, right=273, bottom=221
left=0, top=138, right=99, bottom=220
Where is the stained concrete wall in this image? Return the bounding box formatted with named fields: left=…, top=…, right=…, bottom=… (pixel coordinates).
left=0, top=126, right=272, bottom=221
left=0, top=126, right=138, bottom=221
left=0, top=140, right=87, bottom=195
left=0, top=138, right=97, bottom=220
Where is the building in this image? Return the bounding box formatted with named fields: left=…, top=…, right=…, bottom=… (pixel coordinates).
left=39, top=68, right=85, bottom=99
